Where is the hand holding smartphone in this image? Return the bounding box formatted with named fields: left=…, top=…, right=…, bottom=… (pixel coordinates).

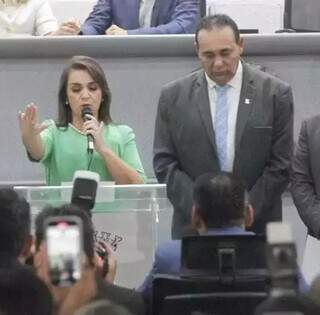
left=95, top=240, right=117, bottom=283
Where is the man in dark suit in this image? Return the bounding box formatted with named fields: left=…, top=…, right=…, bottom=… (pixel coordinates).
left=153, top=14, right=294, bottom=238
left=137, top=172, right=254, bottom=304
left=291, top=116, right=320, bottom=283
left=81, top=0, right=199, bottom=35
left=291, top=115, right=320, bottom=238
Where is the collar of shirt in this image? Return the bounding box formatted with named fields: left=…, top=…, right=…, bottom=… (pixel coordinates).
left=139, top=0, right=156, bottom=28
left=205, top=61, right=243, bottom=91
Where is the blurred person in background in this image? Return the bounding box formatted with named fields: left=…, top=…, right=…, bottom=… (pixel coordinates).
left=0, top=0, right=80, bottom=36
left=0, top=188, right=32, bottom=267
left=0, top=265, right=53, bottom=315
left=0, top=188, right=53, bottom=315
left=81, top=0, right=199, bottom=35
left=19, top=56, right=146, bottom=185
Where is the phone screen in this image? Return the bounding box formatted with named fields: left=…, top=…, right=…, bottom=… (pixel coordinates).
left=46, top=218, right=82, bottom=286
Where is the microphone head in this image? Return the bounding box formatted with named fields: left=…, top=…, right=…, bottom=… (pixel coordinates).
left=81, top=105, right=93, bottom=121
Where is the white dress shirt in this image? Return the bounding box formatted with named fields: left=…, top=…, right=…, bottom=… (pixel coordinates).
left=0, top=0, right=58, bottom=36
left=139, top=0, right=156, bottom=27
left=205, top=61, right=243, bottom=171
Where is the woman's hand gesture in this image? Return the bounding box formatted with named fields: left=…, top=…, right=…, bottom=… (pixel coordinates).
left=18, top=103, right=48, bottom=138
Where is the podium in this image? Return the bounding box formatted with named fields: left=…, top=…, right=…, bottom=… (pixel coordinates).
left=14, top=184, right=172, bottom=288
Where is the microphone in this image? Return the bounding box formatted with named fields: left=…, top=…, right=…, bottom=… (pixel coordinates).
left=81, top=105, right=94, bottom=153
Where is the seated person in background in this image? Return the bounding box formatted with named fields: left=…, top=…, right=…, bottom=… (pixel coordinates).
left=137, top=172, right=255, bottom=304
left=138, top=172, right=309, bottom=308
left=0, top=188, right=32, bottom=266
left=34, top=204, right=145, bottom=315
left=81, top=0, right=199, bottom=35
left=19, top=56, right=146, bottom=185
left=0, top=0, right=80, bottom=36
left=0, top=266, right=53, bottom=315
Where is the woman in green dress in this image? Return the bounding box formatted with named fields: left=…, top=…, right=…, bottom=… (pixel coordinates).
left=19, top=56, right=146, bottom=185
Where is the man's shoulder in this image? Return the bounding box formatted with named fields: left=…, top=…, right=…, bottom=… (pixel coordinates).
left=244, top=62, right=291, bottom=89
left=161, top=69, right=204, bottom=92
left=156, top=239, right=181, bottom=257
left=303, top=114, right=320, bottom=132
left=154, top=240, right=182, bottom=273
left=305, top=114, right=320, bottom=125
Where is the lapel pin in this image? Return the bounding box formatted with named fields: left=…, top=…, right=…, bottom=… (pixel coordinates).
left=245, top=98, right=250, bottom=104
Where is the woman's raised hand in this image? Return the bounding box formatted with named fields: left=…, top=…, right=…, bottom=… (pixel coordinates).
left=18, top=103, right=48, bottom=138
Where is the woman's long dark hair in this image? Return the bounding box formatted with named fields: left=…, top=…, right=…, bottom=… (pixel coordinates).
left=56, top=56, right=112, bottom=127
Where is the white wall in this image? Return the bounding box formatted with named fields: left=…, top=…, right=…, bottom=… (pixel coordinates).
left=50, top=0, right=285, bottom=33
left=207, top=0, right=284, bottom=33
left=49, top=0, right=96, bottom=24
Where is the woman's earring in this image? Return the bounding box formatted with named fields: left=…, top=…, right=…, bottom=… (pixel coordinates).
left=65, top=101, right=69, bottom=106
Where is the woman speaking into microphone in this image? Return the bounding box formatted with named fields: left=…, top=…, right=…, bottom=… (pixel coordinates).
left=19, top=56, right=146, bottom=185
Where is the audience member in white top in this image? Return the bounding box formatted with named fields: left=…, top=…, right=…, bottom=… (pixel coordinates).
left=0, top=0, right=80, bottom=36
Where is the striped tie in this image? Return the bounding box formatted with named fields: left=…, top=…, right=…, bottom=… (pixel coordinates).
left=214, top=85, right=229, bottom=171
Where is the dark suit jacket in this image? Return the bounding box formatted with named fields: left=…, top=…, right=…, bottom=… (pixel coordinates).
left=291, top=115, right=320, bottom=238
left=153, top=62, right=294, bottom=238
left=81, top=0, right=199, bottom=35
left=96, top=276, right=145, bottom=315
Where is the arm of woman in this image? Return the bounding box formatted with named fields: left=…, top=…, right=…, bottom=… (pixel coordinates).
left=99, top=145, right=144, bottom=184
left=84, top=117, right=145, bottom=184
left=18, top=103, right=48, bottom=161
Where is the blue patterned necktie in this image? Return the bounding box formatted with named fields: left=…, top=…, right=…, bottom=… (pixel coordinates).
left=214, top=85, right=229, bottom=171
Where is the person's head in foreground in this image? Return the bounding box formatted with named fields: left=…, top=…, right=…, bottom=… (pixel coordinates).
left=191, top=172, right=253, bottom=233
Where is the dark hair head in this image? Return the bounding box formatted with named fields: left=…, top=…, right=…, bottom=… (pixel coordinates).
left=57, top=56, right=112, bottom=127
left=35, top=203, right=95, bottom=264
left=193, top=172, right=248, bottom=228
left=0, top=188, right=30, bottom=257
left=195, top=14, right=240, bottom=46
left=0, top=265, right=53, bottom=315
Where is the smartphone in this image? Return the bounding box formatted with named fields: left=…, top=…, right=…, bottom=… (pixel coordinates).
left=45, top=216, right=83, bottom=287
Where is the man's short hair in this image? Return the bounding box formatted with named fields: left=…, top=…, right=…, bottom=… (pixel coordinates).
left=0, top=188, right=30, bottom=257
left=195, top=14, right=240, bottom=45
left=35, top=204, right=95, bottom=263
left=193, top=172, right=248, bottom=228
left=0, top=265, right=53, bottom=315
